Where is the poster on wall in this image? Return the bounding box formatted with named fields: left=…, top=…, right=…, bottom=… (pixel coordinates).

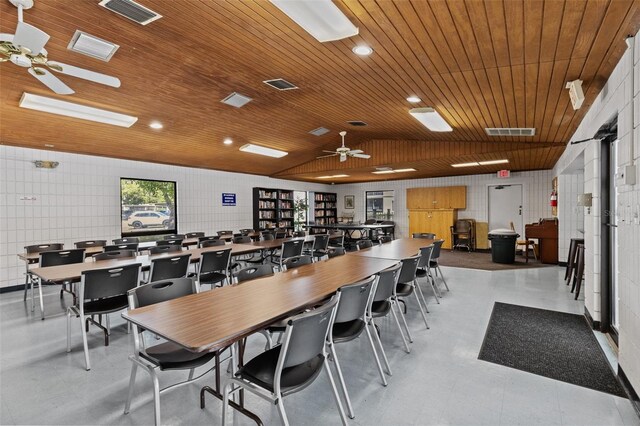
left=222, top=193, right=236, bottom=206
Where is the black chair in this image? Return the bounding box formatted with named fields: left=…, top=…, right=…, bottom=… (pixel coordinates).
left=149, top=245, right=182, bottom=255
left=450, top=219, right=474, bottom=252
left=565, top=238, right=585, bottom=285
left=186, top=232, right=205, bottom=238
left=261, top=231, right=275, bottom=241
left=113, top=237, right=140, bottom=245
left=162, top=234, right=185, bottom=240
left=275, top=230, right=288, bottom=239
left=217, top=230, right=233, bottom=237
left=36, top=249, right=86, bottom=320
left=232, top=235, right=251, bottom=244
left=23, top=243, right=64, bottom=302
left=148, top=253, right=191, bottom=283
left=282, top=255, right=313, bottom=270
left=372, top=263, right=411, bottom=353
left=327, top=276, right=386, bottom=419
left=198, top=236, right=220, bottom=247
left=356, top=240, right=373, bottom=250
left=571, top=244, right=585, bottom=300
left=308, top=234, right=330, bottom=261
left=274, top=239, right=304, bottom=270
left=396, top=255, right=430, bottom=329
left=412, top=233, right=436, bottom=239
left=378, top=235, right=393, bottom=244
left=292, top=230, right=306, bottom=237
left=234, top=264, right=275, bottom=284
left=124, top=278, right=221, bottom=426
left=239, top=228, right=254, bottom=236
left=93, top=250, right=136, bottom=261
left=105, top=243, right=139, bottom=253
left=327, top=247, right=346, bottom=258
left=156, top=239, right=183, bottom=247
left=429, top=240, right=449, bottom=293
left=365, top=218, right=377, bottom=224
left=201, top=239, right=226, bottom=248
left=66, top=263, right=141, bottom=370
left=197, top=248, right=232, bottom=288
left=222, top=294, right=347, bottom=426
left=74, top=240, right=107, bottom=249
left=328, top=232, right=345, bottom=248
left=416, top=245, right=440, bottom=303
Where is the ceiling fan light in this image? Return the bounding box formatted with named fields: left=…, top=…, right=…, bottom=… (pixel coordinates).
left=409, top=107, right=453, bottom=132
left=270, top=0, right=358, bottom=42
left=239, top=143, right=288, bottom=158
left=19, top=92, right=137, bottom=127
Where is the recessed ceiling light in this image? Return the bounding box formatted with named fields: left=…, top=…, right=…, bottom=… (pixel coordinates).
left=239, top=144, right=288, bottom=158
left=44, top=144, right=55, bottom=148
left=352, top=45, right=373, bottom=56
left=149, top=121, right=163, bottom=129
left=406, top=96, right=421, bottom=103
left=451, top=162, right=480, bottom=168
left=478, top=159, right=509, bottom=166
left=409, top=107, right=453, bottom=132
left=223, top=138, right=233, bottom=145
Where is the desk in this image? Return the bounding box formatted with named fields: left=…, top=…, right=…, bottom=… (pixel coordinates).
left=348, top=238, right=434, bottom=260
left=306, top=223, right=395, bottom=241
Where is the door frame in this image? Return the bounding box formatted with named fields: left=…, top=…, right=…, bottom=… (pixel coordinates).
left=486, top=182, right=527, bottom=235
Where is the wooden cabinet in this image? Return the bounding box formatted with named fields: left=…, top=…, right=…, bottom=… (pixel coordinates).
left=475, top=222, right=489, bottom=249
left=406, top=186, right=466, bottom=209
left=408, top=209, right=457, bottom=249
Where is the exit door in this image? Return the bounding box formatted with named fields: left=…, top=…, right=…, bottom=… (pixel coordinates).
left=488, top=184, right=523, bottom=235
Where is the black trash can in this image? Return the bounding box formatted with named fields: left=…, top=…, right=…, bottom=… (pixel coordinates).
left=488, top=229, right=519, bottom=264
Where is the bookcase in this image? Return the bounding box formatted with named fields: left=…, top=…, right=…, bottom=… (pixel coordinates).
left=310, top=192, right=337, bottom=233
left=253, top=187, right=294, bottom=231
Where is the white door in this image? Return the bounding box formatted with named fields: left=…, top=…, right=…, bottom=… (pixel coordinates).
left=488, top=184, right=523, bottom=235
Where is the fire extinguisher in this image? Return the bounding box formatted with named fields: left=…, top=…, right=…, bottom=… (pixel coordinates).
left=550, top=190, right=558, bottom=207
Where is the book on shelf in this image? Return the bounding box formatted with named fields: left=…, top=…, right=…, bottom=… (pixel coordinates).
left=258, top=190, right=277, bottom=199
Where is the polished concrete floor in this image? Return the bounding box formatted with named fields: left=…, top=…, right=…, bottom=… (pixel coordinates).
left=1, top=265, right=638, bottom=426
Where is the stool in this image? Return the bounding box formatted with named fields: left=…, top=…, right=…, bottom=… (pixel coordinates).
left=571, top=244, right=585, bottom=300
left=564, top=238, right=584, bottom=286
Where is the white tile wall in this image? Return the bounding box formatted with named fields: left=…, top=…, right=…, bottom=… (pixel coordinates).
left=0, top=145, right=331, bottom=290
left=554, top=32, right=640, bottom=396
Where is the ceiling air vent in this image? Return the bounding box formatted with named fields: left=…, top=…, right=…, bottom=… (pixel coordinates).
left=485, top=127, right=535, bottom=136
left=263, top=79, right=298, bottom=91
left=67, top=31, right=119, bottom=62
left=221, top=92, right=253, bottom=108
left=347, top=121, right=367, bottom=126
left=98, top=0, right=162, bottom=25
left=309, top=127, right=330, bottom=136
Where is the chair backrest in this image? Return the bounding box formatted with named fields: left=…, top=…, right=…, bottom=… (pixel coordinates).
left=431, top=239, right=444, bottom=260
left=157, top=239, right=183, bottom=246
left=25, top=243, right=64, bottom=253
left=105, top=243, right=139, bottom=252
left=417, top=245, right=434, bottom=268
left=455, top=220, right=472, bottom=233
left=198, top=236, right=220, bottom=247
left=235, top=264, right=275, bottom=283
left=374, top=263, right=402, bottom=302
left=378, top=236, right=393, bottom=244
left=149, top=253, right=191, bottom=282
left=334, top=276, right=376, bottom=324
left=261, top=232, right=275, bottom=241
left=281, top=239, right=304, bottom=261
left=201, top=239, right=226, bottom=248
left=233, top=235, right=252, bottom=244
left=81, top=263, right=141, bottom=302
left=356, top=240, right=373, bottom=250
left=283, top=255, right=313, bottom=270
left=113, top=237, right=140, bottom=244
left=327, top=247, right=345, bottom=258
left=217, top=230, right=233, bottom=236
left=328, top=232, right=344, bottom=247
left=129, top=277, right=198, bottom=310
left=239, top=228, right=254, bottom=235
left=365, top=218, right=377, bottom=224
left=292, top=230, right=306, bottom=237
left=40, top=249, right=86, bottom=267
left=149, top=245, right=182, bottom=255
left=186, top=232, right=205, bottom=238
left=280, top=293, right=340, bottom=369
left=93, top=250, right=136, bottom=261
left=199, top=248, right=232, bottom=276
left=163, top=234, right=186, bottom=240
left=313, top=234, right=330, bottom=252
left=275, top=230, right=288, bottom=239
left=398, top=254, right=421, bottom=284
left=74, top=240, right=106, bottom=249
left=413, top=233, right=435, bottom=239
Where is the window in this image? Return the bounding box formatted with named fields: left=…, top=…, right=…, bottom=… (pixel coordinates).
left=120, top=178, right=177, bottom=237
left=294, top=191, right=309, bottom=231
left=365, top=190, right=394, bottom=221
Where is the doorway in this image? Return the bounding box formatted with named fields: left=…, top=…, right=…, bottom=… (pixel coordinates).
left=488, top=184, right=523, bottom=235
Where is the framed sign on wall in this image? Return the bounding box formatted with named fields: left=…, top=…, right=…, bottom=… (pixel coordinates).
left=344, top=195, right=355, bottom=209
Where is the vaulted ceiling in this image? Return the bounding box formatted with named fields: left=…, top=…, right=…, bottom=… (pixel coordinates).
left=1, top=0, right=638, bottom=183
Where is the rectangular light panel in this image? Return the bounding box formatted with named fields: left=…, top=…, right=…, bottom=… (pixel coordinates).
left=239, top=144, right=288, bottom=158
left=409, top=107, right=453, bottom=132
left=270, top=0, right=358, bottom=42
left=478, top=159, right=509, bottom=165
left=451, top=162, right=480, bottom=168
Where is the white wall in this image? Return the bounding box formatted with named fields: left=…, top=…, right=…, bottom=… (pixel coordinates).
left=553, top=33, right=640, bottom=396
left=0, top=145, right=330, bottom=290
left=331, top=170, right=554, bottom=239
left=557, top=171, right=585, bottom=263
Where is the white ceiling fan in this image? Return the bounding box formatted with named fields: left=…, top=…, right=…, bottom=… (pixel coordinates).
left=0, top=0, right=121, bottom=95
left=317, top=131, right=371, bottom=162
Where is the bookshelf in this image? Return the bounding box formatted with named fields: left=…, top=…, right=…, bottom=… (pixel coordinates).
left=253, top=187, right=294, bottom=231
left=310, top=191, right=337, bottom=233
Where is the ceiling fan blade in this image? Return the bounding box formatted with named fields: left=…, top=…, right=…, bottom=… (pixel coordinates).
left=350, top=153, right=371, bottom=159
left=322, top=150, right=337, bottom=154
left=46, top=61, right=121, bottom=88
left=13, top=22, right=49, bottom=55
left=349, top=149, right=363, bottom=154
left=316, top=153, right=338, bottom=159
left=0, top=33, right=14, bottom=42
left=28, top=67, right=74, bottom=95
left=340, top=154, right=347, bottom=162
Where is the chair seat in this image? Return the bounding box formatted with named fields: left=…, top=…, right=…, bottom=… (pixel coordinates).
left=332, top=319, right=366, bottom=343
left=415, top=268, right=428, bottom=277
left=199, top=271, right=227, bottom=285
left=237, top=346, right=324, bottom=396
left=429, top=260, right=438, bottom=267
left=141, top=341, right=216, bottom=371
left=371, top=300, right=391, bottom=318
left=83, top=294, right=128, bottom=315
left=395, top=283, right=414, bottom=297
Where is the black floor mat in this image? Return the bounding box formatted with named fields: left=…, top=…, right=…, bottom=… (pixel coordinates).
left=478, top=302, right=626, bottom=398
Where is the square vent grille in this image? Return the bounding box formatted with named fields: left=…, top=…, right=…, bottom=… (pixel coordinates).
left=263, top=79, right=298, bottom=91
left=485, top=127, right=535, bottom=136
left=309, top=127, right=330, bottom=136
left=67, top=31, right=119, bottom=61
left=221, top=92, right=253, bottom=108
left=98, top=0, right=162, bottom=25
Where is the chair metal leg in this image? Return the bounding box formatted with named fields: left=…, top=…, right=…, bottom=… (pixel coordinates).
left=328, top=343, right=354, bottom=419
left=275, top=394, right=290, bottom=426
left=106, top=314, right=111, bottom=335
left=124, top=362, right=138, bottom=414
left=414, top=279, right=430, bottom=312
left=393, top=297, right=413, bottom=343
left=437, top=265, right=449, bottom=291
left=23, top=267, right=30, bottom=301
left=221, top=382, right=231, bottom=426
left=413, top=288, right=430, bottom=329
left=364, top=322, right=388, bottom=385
left=38, top=279, right=45, bottom=320
left=390, top=301, right=410, bottom=353
left=369, top=319, right=392, bottom=376
left=79, top=314, right=91, bottom=370
left=324, top=358, right=348, bottom=426
left=150, top=367, right=161, bottom=426
left=188, top=368, right=195, bottom=381
left=66, top=308, right=72, bottom=353
left=427, top=274, right=441, bottom=303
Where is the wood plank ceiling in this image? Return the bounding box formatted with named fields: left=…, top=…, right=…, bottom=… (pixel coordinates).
left=1, top=0, right=638, bottom=183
